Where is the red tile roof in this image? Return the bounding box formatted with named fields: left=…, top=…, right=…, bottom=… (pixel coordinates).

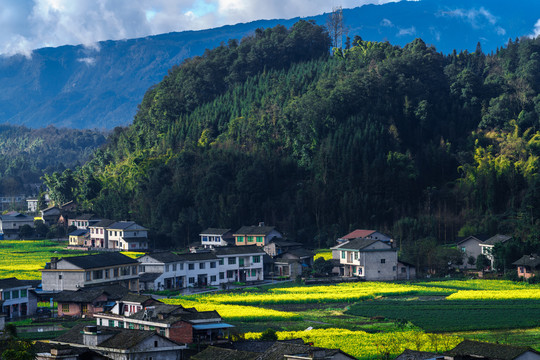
left=340, top=229, right=376, bottom=240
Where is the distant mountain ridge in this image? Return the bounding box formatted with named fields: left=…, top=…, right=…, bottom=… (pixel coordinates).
left=0, top=0, right=538, bottom=129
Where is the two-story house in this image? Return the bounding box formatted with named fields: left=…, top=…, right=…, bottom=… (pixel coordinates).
left=68, top=229, right=89, bottom=246
left=199, top=228, right=234, bottom=248
left=263, top=240, right=303, bottom=257
left=478, top=234, right=512, bottom=269
left=88, top=219, right=115, bottom=248
left=334, top=238, right=401, bottom=281
left=68, top=214, right=101, bottom=230
left=336, top=229, right=392, bottom=245
left=214, top=246, right=265, bottom=283
left=95, top=303, right=233, bottom=345
left=0, top=277, right=38, bottom=319
left=41, top=253, right=140, bottom=292
left=107, top=221, right=149, bottom=251
left=138, top=252, right=187, bottom=291
left=233, top=223, right=283, bottom=247
left=0, top=212, right=35, bottom=239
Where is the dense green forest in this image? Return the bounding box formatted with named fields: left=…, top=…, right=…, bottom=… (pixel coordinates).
left=0, top=125, right=106, bottom=196
left=54, top=20, right=539, bottom=265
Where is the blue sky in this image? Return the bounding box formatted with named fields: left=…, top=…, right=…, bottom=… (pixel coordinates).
left=0, top=0, right=406, bottom=56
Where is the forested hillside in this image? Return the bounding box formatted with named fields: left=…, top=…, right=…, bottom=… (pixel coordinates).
left=0, top=125, right=106, bottom=196
left=61, top=21, right=539, bottom=257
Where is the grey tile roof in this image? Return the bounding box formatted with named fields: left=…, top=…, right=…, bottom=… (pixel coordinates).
left=128, top=304, right=221, bottom=324
left=445, top=340, right=540, bottom=360
left=139, top=272, right=162, bottom=282
left=200, top=228, right=232, bottom=235
left=258, top=342, right=352, bottom=360
left=394, top=349, right=440, bottom=360
left=512, top=254, right=540, bottom=268
left=338, top=238, right=380, bottom=251
left=281, top=248, right=314, bottom=259
left=483, top=234, right=512, bottom=246
left=55, top=285, right=131, bottom=303
left=108, top=221, right=147, bottom=231
left=191, top=346, right=258, bottom=360
left=90, top=219, right=116, bottom=228
left=74, top=214, right=99, bottom=221
left=214, top=246, right=265, bottom=256
left=176, top=252, right=218, bottom=261
left=142, top=252, right=183, bottom=263
left=0, top=277, right=34, bottom=289
left=58, top=252, right=138, bottom=269
left=234, top=226, right=278, bottom=236
left=68, top=229, right=88, bottom=236
left=267, top=240, right=302, bottom=247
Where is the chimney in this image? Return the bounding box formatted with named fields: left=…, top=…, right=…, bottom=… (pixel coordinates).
left=50, top=257, right=58, bottom=269
left=259, top=222, right=265, bottom=227
left=82, top=325, right=113, bottom=346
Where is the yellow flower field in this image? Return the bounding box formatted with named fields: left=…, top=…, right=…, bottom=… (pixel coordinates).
left=245, top=328, right=462, bottom=359
left=162, top=298, right=301, bottom=321
left=446, top=289, right=540, bottom=300
left=314, top=249, right=333, bottom=261
left=417, top=279, right=540, bottom=291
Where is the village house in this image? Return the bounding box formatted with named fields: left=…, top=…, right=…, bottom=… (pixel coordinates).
left=40, top=206, right=63, bottom=226
left=457, top=234, right=512, bottom=270
left=513, top=254, right=540, bottom=279
left=41, top=253, right=140, bottom=292
left=68, top=229, right=88, bottom=247
left=479, top=234, right=512, bottom=268
left=0, top=212, right=35, bottom=239
left=67, top=214, right=101, bottom=230
left=54, top=285, right=130, bottom=318
left=0, top=277, right=39, bottom=319
left=106, top=221, right=149, bottom=251
left=336, top=229, right=393, bottom=245
left=110, top=293, right=160, bottom=317
left=199, top=228, right=234, bottom=248
left=214, top=246, right=265, bottom=283
left=333, top=238, right=413, bottom=281
left=273, top=248, right=314, bottom=279
left=95, top=303, right=234, bottom=345
left=263, top=239, right=303, bottom=257
left=48, top=324, right=185, bottom=360
left=444, top=340, right=540, bottom=360
left=87, top=219, right=115, bottom=248
left=233, top=223, right=283, bottom=247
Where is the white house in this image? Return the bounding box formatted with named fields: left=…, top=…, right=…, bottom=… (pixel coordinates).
left=0, top=212, right=35, bottom=239
left=107, top=221, right=149, bottom=251
left=0, top=277, right=38, bottom=319
left=199, top=228, right=234, bottom=248
left=479, top=234, right=512, bottom=269
left=87, top=219, right=115, bottom=248
left=214, top=246, right=265, bottom=283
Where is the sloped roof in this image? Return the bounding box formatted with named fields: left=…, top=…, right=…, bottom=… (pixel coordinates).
left=108, top=221, right=147, bottom=231
left=128, top=303, right=221, bottom=324
left=394, top=349, right=440, bottom=360
left=234, top=226, right=278, bottom=236
left=73, top=214, right=99, bottom=221
left=512, top=254, right=540, bottom=268
left=191, top=346, right=258, bottom=360
left=120, top=293, right=157, bottom=304
left=456, top=234, right=491, bottom=245
left=68, top=229, right=88, bottom=236
left=176, top=252, right=218, bottom=261
left=139, top=272, right=161, bottom=282
left=56, top=252, right=137, bottom=269
left=200, top=228, right=232, bottom=236
left=445, top=340, right=540, bottom=360
left=121, top=236, right=148, bottom=243
left=89, top=219, right=116, bottom=228
left=267, top=240, right=303, bottom=247
left=338, top=238, right=384, bottom=251
left=258, top=342, right=353, bottom=360
left=54, top=288, right=106, bottom=303
left=483, top=234, right=512, bottom=246
left=0, top=213, right=33, bottom=221
left=53, top=324, right=173, bottom=350
left=142, top=252, right=182, bottom=263
left=0, top=277, right=34, bottom=289
left=339, top=229, right=376, bottom=240
left=214, top=246, right=265, bottom=256
left=282, top=248, right=314, bottom=258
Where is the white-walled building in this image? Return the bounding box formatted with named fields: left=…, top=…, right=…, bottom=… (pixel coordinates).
left=199, top=228, right=234, bottom=248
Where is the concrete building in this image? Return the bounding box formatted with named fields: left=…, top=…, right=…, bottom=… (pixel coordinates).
left=0, top=277, right=39, bottom=319
left=199, top=228, right=234, bottom=248
left=41, top=253, right=140, bottom=292
left=233, top=223, right=282, bottom=247
left=87, top=219, right=115, bottom=248
left=214, top=246, right=265, bottom=283
left=107, top=221, right=149, bottom=251
left=0, top=212, right=35, bottom=239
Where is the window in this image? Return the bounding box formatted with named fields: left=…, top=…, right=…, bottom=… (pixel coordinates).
left=3, top=291, right=10, bottom=300
left=114, top=268, right=119, bottom=277
left=165, top=265, right=169, bottom=272
left=139, top=324, right=144, bottom=330
left=159, top=329, right=166, bottom=336
left=82, top=304, right=88, bottom=313
left=392, top=266, right=397, bottom=271
left=353, top=267, right=356, bottom=274
left=154, top=340, right=158, bottom=348
left=358, top=267, right=363, bottom=275
left=228, top=257, right=236, bottom=265
left=179, top=263, right=184, bottom=270
left=58, top=274, right=62, bottom=280
left=20, top=289, right=27, bottom=298
left=189, top=277, right=195, bottom=284
left=251, top=269, right=257, bottom=277
left=237, top=236, right=244, bottom=243
left=354, top=252, right=358, bottom=260
left=256, top=236, right=263, bottom=243
left=401, top=267, right=407, bottom=273
left=129, top=323, right=135, bottom=329
left=199, top=262, right=205, bottom=269
left=380, top=259, right=386, bottom=264
left=93, top=270, right=103, bottom=279
left=104, top=269, right=110, bottom=278
left=202, top=236, right=208, bottom=242
left=210, top=262, right=216, bottom=268
left=227, top=270, right=234, bottom=278
left=210, top=275, right=216, bottom=282
left=86, top=272, right=91, bottom=281
left=253, top=255, right=261, bottom=263
left=173, top=264, right=177, bottom=271
left=11, top=290, right=19, bottom=299
left=188, top=263, right=194, bottom=270
left=219, top=258, right=224, bottom=265
left=461, top=247, right=466, bottom=252
left=341, top=251, right=345, bottom=259
left=247, top=236, right=254, bottom=242
left=219, top=272, right=224, bottom=280
left=62, top=304, right=69, bottom=312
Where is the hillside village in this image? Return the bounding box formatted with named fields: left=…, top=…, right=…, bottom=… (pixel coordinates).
left=0, top=202, right=539, bottom=359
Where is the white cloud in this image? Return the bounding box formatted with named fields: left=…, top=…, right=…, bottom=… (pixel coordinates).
left=397, top=26, right=416, bottom=37
left=530, top=19, right=540, bottom=38
left=77, top=57, right=96, bottom=66
left=380, top=18, right=394, bottom=27
left=438, top=7, right=497, bottom=29
left=0, top=0, right=405, bottom=56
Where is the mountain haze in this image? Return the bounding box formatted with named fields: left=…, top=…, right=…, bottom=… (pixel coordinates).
left=0, top=0, right=538, bottom=129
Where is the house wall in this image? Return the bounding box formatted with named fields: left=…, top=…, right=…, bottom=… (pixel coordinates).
left=1, top=286, right=34, bottom=318
left=42, top=271, right=85, bottom=292
left=168, top=321, right=194, bottom=344
left=457, top=238, right=482, bottom=269
left=363, top=250, right=398, bottom=281
left=89, top=227, right=108, bottom=248
left=42, top=265, right=139, bottom=291
left=515, top=351, right=540, bottom=360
